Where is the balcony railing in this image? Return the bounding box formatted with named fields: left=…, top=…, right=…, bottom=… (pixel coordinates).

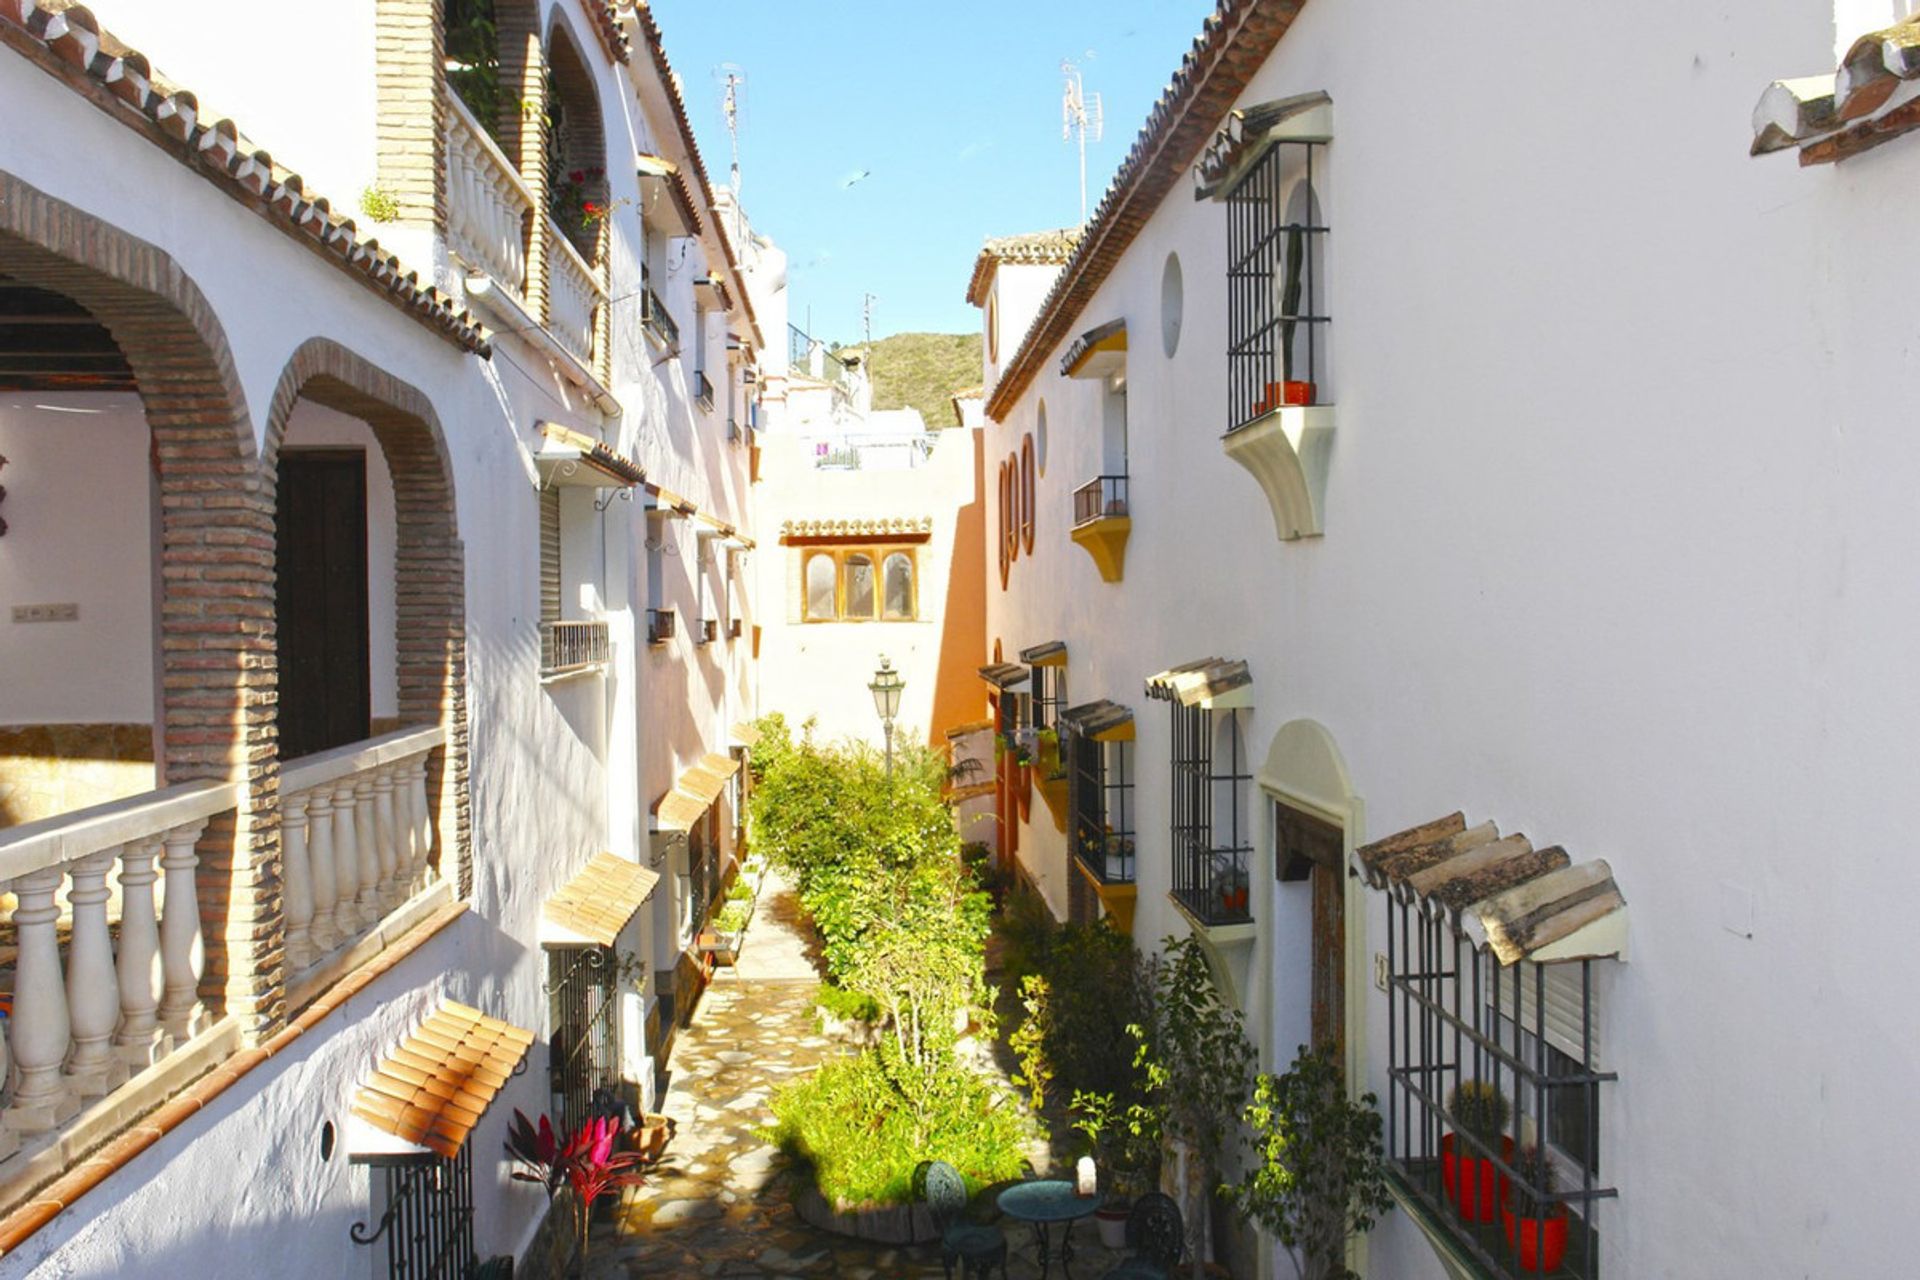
left=694, top=370, right=714, bottom=412
left=443, top=91, right=534, bottom=303
left=544, top=218, right=605, bottom=370
left=1073, top=474, right=1129, bottom=528
left=540, top=619, right=610, bottom=675
left=695, top=618, right=718, bottom=646
left=279, top=725, right=446, bottom=977
left=647, top=608, right=676, bottom=645
left=0, top=778, right=239, bottom=1158
left=643, top=282, right=679, bottom=349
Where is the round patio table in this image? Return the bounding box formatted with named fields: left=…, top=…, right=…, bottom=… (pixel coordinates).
left=996, top=1179, right=1100, bottom=1279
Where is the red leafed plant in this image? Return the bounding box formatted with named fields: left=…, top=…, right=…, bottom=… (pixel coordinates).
left=506, top=1110, right=647, bottom=1272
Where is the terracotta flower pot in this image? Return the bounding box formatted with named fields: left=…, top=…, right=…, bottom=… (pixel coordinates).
left=1252, top=380, right=1318, bottom=415
left=1442, top=1133, right=1513, bottom=1223
left=629, top=1114, right=674, bottom=1164
left=1502, top=1200, right=1569, bottom=1273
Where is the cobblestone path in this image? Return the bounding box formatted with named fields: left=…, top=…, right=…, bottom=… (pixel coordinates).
left=588, top=869, right=1130, bottom=1278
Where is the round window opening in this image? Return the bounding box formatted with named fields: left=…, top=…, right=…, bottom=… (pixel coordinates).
left=1035, top=402, right=1049, bottom=476
left=987, top=290, right=1000, bottom=364
left=319, top=1120, right=337, bottom=1163
left=1161, top=252, right=1184, bottom=358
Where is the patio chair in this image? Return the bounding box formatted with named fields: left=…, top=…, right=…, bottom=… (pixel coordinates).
left=915, top=1160, right=1009, bottom=1279
left=1100, top=1192, right=1184, bottom=1280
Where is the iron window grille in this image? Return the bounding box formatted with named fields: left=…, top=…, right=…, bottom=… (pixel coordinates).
left=1031, top=666, right=1066, bottom=736
left=694, top=370, right=715, bottom=411
left=1072, top=474, right=1129, bottom=528
left=1168, top=702, right=1252, bottom=925
left=1069, top=730, right=1134, bottom=884
left=546, top=945, right=621, bottom=1136
left=1226, top=138, right=1328, bottom=432
left=352, top=1145, right=476, bottom=1280
left=1384, top=891, right=1615, bottom=1280
left=539, top=619, right=610, bottom=676
left=642, top=271, right=679, bottom=349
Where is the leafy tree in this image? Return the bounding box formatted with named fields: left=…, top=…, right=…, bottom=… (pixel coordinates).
left=1230, top=1045, right=1393, bottom=1280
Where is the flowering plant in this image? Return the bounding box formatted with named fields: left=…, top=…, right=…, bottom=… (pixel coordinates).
left=505, top=1110, right=647, bottom=1268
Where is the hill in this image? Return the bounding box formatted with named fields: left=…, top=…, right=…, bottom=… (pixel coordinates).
left=847, top=332, right=981, bottom=429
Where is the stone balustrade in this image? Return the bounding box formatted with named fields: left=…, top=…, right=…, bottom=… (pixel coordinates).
left=0, top=778, right=240, bottom=1159
left=544, top=218, right=604, bottom=369
left=444, top=92, right=534, bottom=303
left=278, top=725, right=445, bottom=976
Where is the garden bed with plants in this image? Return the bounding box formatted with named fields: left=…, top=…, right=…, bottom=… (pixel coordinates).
left=746, top=715, right=1034, bottom=1217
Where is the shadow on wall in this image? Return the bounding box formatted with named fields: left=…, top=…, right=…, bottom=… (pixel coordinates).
left=925, top=429, right=988, bottom=745
left=0, top=724, right=156, bottom=830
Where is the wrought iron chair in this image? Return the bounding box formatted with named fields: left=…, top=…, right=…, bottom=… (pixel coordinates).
left=915, top=1160, right=1010, bottom=1279
left=1100, top=1192, right=1185, bottom=1280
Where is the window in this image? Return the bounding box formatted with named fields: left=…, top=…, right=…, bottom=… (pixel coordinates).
left=1030, top=664, right=1065, bottom=733
left=1383, top=896, right=1612, bottom=1279
left=1226, top=135, right=1328, bottom=428
left=1035, top=401, right=1049, bottom=476
left=353, top=1146, right=475, bottom=1280
left=799, top=546, right=920, bottom=621
left=882, top=552, right=914, bottom=619
left=547, top=945, right=620, bottom=1135
left=1168, top=702, right=1252, bottom=925
left=1069, top=731, right=1134, bottom=884
left=998, top=460, right=1013, bottom=587
left=1161, top=251, right=1184, bottom=357
left=539, top=488, right=562, bottom=627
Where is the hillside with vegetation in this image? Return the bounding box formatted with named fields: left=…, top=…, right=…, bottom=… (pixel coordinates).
left=842, top=331, right=981, bottom=429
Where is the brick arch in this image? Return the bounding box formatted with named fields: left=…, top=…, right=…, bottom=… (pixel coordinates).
left=262, top=338, right=472, bottom=896
left=0, top=170, right=283, bottom=1036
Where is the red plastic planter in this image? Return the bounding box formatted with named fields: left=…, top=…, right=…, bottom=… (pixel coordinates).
left=1502, top=1202, right=1569, bottom=1273
left=1442, top=1134, right=1512, bottom=1223
left=1251, top=380, right=1318, bottom=415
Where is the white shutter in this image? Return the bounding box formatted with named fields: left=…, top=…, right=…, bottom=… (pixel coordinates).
left=1487, top=961, right=1599, bottom=1068
left=538, top=489, right=561, bottom=625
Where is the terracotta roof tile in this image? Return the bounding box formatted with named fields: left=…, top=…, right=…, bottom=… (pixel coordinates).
left=351, top=1002, right=534, bottom=1159
left=1144, top=658, right=1252, bottom=706
left=1752, top=17, right=1920, bottom=163
left=965, top=228, right=1082, bottom=306
left=984, top=0, right=1306, bottom=420
left=779, top=516, right=935, bottom=541
left=544, top=851, right=661, bottom=947
left=652, top=750, right=741, bottom=833
left=0, top=1, right=491, bottom=356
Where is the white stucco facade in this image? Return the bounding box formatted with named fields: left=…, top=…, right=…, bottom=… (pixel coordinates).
left=976, top=4, right=1920, bottom=1278
left=0, top=0, right=776, bottom=1272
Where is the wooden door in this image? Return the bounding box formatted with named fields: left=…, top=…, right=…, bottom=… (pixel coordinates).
left=276, top=450, right=371, bottom=761
left=1276, top=801, right=1346, bottom=1059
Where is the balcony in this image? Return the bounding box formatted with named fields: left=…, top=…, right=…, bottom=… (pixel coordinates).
left=278, top=726, right=449, bottom=995
left=443, top=92, right=533, bottom=307
left=694, top=370, right=715, bottom=413
left=695, top=618, right=718, bottom=646
left=1070, top=474, right=1131, bottom=583
left=648, top=608, right=677, bottom=645
left=540, top=619, right=611, bottom=677
left=543, top=217, right=606, bottom=372
left=643, top=281, right=679, bottom=349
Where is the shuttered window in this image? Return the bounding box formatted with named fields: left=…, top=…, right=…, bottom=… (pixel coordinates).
left=1488, top=960, right=1599, bottom=1067
left=539, top=488, right=562, bottom=625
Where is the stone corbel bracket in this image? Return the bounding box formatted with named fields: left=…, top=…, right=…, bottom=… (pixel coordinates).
left=1220, top=406, right=1334, bottom=541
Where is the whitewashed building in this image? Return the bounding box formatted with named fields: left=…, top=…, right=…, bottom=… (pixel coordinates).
left=0, top=0, right=773, bottom=1273
left=971, top=1, right=1920, bottom=1277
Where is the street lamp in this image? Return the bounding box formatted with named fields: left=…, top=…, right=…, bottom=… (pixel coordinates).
left=869, top=655, right=905, bottom=778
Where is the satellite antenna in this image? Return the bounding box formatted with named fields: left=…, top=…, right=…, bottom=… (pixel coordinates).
left=1062, top=60, right=1103, bottom=226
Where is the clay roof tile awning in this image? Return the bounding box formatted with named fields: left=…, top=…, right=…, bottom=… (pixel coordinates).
left=351, top=1002, right=535, bottom=1159
left=979, top=662, right=1031, bottom=691
left=537, top=422, right=644, bottom=487
left=652, top=751, right=742, bottom=833
left=1144, top=658, right=1252, bottom=708
left=1192, top=91, right=1333, bottom=198
left=1060, top=319, right=1128, bottom=379
left=1354, top=812, right=1628, bottom=965
left=1060, top=699, right=1136, bottom=742
left=1752, top=17, right=1920, bottom=163
left=730, top=721, right=762, bottom=748
left=1019, top=641, right=1068, bottom=667
left=543, top=851, right=660, bottom=947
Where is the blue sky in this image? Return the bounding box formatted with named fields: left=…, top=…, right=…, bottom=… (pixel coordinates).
left=651, top=0, right=1218, bottom=343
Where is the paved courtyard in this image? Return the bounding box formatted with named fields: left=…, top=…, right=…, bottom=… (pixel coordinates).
left=587, top=868, right=1130, bottom=1278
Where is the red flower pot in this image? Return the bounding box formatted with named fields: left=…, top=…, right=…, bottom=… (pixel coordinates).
left=1251, top=380, right=1318, bottom=416
left=1442, top=1134, right=1512, bottom=1223
left=1221, top=887, right=1248, bottom=915
left=1502, top=1201, right=1569, bottom=1273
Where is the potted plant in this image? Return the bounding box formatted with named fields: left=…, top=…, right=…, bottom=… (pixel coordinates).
left=1443, top=1080, right=1511, bottom=1223
left=1072, top=1088, right=1161, bottom=1250
left=1213, top=862, right=1250, bottom=918
left=1253, top=223, right=1316, bottom=416
left=1501, top=1145, right=1569, bottom=1273
left=506, top=1110, right=648, bottom=1277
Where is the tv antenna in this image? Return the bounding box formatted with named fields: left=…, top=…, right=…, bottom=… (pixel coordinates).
left=718, top=64, right=746, bottom=199
left=1061, top=60, right=1103, bottom=225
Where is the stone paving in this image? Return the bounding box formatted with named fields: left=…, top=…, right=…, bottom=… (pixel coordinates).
left=586, top=867, right=1132, bottom=1279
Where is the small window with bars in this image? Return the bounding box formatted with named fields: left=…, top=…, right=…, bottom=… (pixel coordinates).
left=1168, top=703, right=1251, bottom=924
left=1031, top=665, right=1067, bottom=735
left=352, top=1145, right=475, bottom=1280
left=1069, top=730, right=1134, bottom=884
left=1226, top=137, right=1329, bottom=428
left=1383, top=892, right=1615, bottom=1279
left=546, top=945, right=621, bottom=1135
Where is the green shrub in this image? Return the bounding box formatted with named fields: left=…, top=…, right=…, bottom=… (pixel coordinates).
left=765, top=1049, right=1031, bottom=1207
left=712, top=901, right=749, bottom=935
left=815, top=982, right=881, bottom=1025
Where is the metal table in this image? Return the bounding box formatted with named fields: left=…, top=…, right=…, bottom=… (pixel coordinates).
left=996, top=1179, right=1100, bottom=1279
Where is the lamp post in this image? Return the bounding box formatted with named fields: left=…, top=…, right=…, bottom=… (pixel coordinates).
left=869, top=655, right=904, bottom=779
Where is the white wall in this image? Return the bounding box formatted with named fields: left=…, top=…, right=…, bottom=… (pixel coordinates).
left=0, top=393, right=153, bottom=724
left=981, top=3, right=1920, bottom=1276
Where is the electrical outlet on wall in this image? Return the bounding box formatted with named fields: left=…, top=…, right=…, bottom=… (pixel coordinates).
left=11, top=602, right=78, bottom=623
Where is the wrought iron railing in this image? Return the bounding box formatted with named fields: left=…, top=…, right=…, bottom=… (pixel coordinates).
left=1073, top=474, right=1129, bottom=528
left=1226, top=138, right=1329, bottom=431
left=643, top=281, right=679, bottom=348
left=540, top=619, right=610, bottom=675
left=1167, top=701, right=1251, bottom=926
left=694, top=369, right=714, bottom=411
left=1384, top=892, right=1614, bottom=1279
left=352, top=1145, right=475, bottom=1280
left=547, top=945, right=620, bottom=1136
left=1069, top=731, right=1135, bottom=884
